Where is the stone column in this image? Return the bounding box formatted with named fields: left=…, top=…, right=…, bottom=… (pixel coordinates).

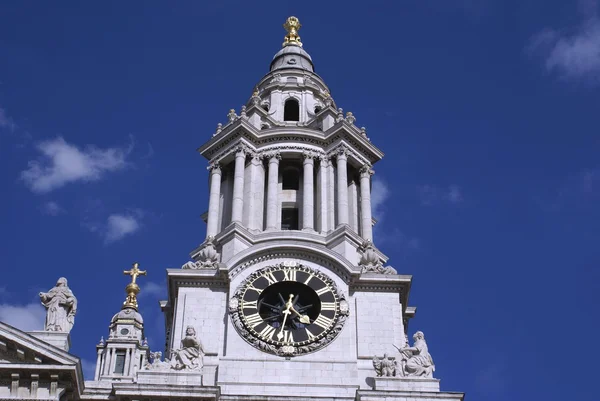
left=360, top=164, right=374, bottom=241
left=231, top=145, right=247, bottom=223
left=302, top=152, right=315, bottom=230
left=246, top=153, right=263, bottom=231
left=94, top=348, right=103, bottom=380
left=336, top=148, right=349, bottom=226
left=265, top=152, right=281, bottom=230
left=124, top=348, right=131, bottom=376
left=318, top=156, right=329, bottom=232
left=206, top=163, right=222, bottom=238
left=328, top=159, right=336, bottom=228
left=102, top=349, right=111, bottom=375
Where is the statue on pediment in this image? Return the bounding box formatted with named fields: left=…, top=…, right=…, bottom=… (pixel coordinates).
left=39, top=277, right=77, bottom=333
left=170, top=326, right=204, bottom=371
left=395, top=331, right=435, bottom=378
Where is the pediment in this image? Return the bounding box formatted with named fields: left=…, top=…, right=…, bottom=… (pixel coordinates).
left=0, top=321, right=79, bottom=366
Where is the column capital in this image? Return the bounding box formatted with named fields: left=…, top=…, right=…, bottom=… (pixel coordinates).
left=319, top=154, right=329, bottom=165
left=207, top=162, right=222, bottom=174
left=265, top=151, right=282, bottom=163
left=303, top=151, right=316, bottom=164
left=335, top=146, right=348, bottom=160
left=360, top=164, right=374, bottom=178
left=234, top=143, right=249, bottom=156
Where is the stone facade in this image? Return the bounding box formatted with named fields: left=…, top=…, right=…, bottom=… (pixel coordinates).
left=0, top=16, right=465, bottom=401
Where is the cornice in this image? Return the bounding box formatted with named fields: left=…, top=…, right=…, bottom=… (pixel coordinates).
left=198, top=121, right=384, bottom=166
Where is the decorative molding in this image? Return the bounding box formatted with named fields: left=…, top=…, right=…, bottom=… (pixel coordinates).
left=227, top=251, right=351, bottom=283
left=228, top=262, right=349, bottom=358
left=183, top=236, right=221, bottom=270
left=360, top=164, right=374, bottom=178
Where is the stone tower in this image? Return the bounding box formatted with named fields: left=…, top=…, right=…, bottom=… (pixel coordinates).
left=155, top=16, right=464, bottom=401
left=93, top=263, right=150, bottom=382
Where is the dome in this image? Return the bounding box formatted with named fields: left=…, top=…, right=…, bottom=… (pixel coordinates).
left=270, top=45, right=314, bottom=72
left=111, top=307, right=144, bottom=324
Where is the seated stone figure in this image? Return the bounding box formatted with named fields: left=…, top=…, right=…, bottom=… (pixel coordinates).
left=170, top=326, right=204, bottom=371
left=397, top=331, right=435, bottom=378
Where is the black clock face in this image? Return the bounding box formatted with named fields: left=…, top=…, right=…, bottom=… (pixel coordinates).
left=238, top=264, right=339, bottom=346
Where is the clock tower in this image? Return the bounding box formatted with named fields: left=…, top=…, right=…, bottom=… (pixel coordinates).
left=158, top=16, right=464, bottom=401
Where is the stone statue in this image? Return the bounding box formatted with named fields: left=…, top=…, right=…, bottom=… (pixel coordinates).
left=144, top=351, right=170, bottom=371
left=395, top=331, right=435, bottom=378
left=39, top=277, right=77, bottom=333
left=170, top=326, right=204, bottom=371
left=372, top=354, right=397, bottom=377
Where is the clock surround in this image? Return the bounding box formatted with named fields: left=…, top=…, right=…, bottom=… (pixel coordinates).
left=229, top=261, right=349, bottom=357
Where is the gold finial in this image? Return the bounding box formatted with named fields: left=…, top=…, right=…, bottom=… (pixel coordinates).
left=283, top=16, right=302, bottom=47
left=122, top=262, right=146, bottom=310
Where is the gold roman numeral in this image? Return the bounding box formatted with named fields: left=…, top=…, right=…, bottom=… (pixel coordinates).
left=320, top=302, right=336, bottom=311
left=263, top=272, right=278, bottom=285
left=305, top=327, right=317, bottom=340
left=245, top=313, right=263, bottom=328
left=283, top=269, right=297, bottom=281
left=258, top=325, right=276, bottom=340
left=304, top=273, right=314, bottom=285
left=313, top=314, right=333, bottom=330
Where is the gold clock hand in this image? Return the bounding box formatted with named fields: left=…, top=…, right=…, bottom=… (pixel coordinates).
left=288, top=301, right=311, bottom=324
left=277, top=294, right=294, bottom=341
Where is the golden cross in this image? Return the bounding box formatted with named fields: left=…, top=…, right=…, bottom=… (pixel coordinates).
left=123, top=262, right=146, bottom=284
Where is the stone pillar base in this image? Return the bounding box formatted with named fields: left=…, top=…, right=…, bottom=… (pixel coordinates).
left=374, top=376, right=440, bottom=392
left=28, top=331, right=71, bottom=352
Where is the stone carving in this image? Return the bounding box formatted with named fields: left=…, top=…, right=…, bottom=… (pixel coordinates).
left=336, top=108, right=344, bottom=122
left=251, top=88, right=261, bottom=106
left=358, top=241, right=397, bottom=274
left=240, top=105, right=247, bottom=119
left=182, top=236, right=221, bottom=269
left=373, top=354, right=397, bottom=377
left=170, top=326, right=204, bottom=371
left=229, top=262, right=350, bottom=357
left=39, top=278, right=77, bottom=333
left=213, top=123, right=222, bottom=137
left=345, top=111, right=356, bottom=124
left=395, top=331, right=435, bottom=378
left=360, top=126, right=370, bottom=141
left=227, top=109, right=237, bottom=122
left=143, top=351, right=171, bottom=371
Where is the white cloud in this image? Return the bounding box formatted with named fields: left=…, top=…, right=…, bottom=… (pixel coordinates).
left=529, top=1, right=600, bottom=84
left=0, top=303, right=45, bottom=332
left=21, top=137, right=129, bottom=193
left=81, top=359, right=97, bottom=381
left=139, top=282, right=165, bottom=299
left=41, top=201, right=64, bottom=216
left=104, top=214, right=141, bottom=243
left=417, top=184, right=463, bottom=206
left=371, top=177, right=390, bottom=219
left=0, top=107, right=16, bottom=131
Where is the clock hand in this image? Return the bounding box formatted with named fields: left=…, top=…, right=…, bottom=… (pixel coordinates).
left=288, top=303, right=311, bottom=324
left=277, top=294, right=294, bottom=341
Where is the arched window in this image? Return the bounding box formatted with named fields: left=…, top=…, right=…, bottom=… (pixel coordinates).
left=284, top=98, right=300, bottom=121
left=282, top=167, right=300, bottom=190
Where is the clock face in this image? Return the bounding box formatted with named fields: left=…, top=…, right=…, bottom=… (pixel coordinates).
left=230, top=262, right=348, bottom=356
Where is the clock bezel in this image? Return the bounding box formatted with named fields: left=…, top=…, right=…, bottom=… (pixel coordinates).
left=229, top=261, right=349, bottom=357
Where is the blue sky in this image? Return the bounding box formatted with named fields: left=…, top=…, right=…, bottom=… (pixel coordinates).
left=1, top=1, right=599, bottom=400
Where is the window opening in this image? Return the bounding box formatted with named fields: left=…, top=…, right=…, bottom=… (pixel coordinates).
left=281, top=208, right=299, bottom=230
left=114, top=350, right=126, bottom=374
left=282, top=168, right=300, bottom=190
left=284, top=99, right=300, bottom=121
